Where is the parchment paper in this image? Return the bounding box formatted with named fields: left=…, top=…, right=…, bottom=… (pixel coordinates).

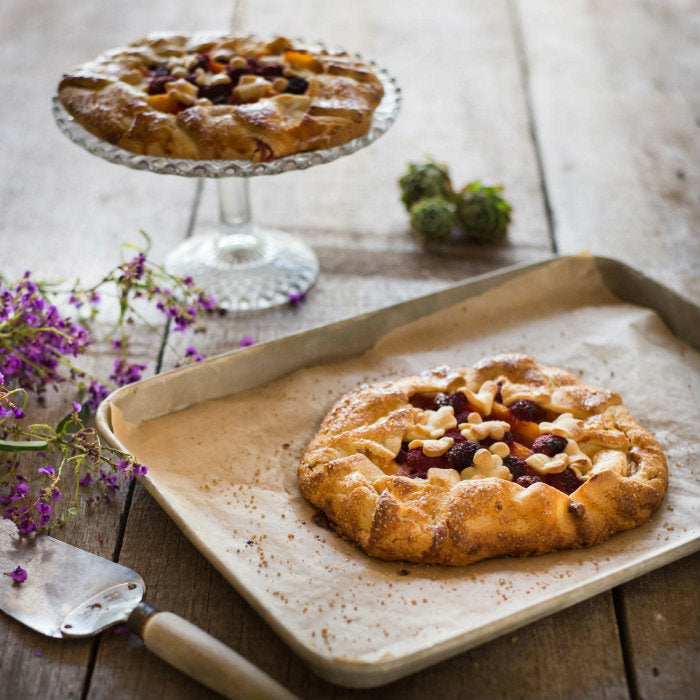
left=111, top=255, right=700, bottom=682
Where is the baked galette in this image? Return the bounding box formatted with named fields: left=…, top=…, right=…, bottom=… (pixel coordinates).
left=58, top=33, right=385, bottom=161
left=298, top=355, right=668, bottom=565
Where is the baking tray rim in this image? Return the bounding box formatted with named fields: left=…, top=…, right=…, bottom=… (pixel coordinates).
left=96, top=254, right=700, bottom=688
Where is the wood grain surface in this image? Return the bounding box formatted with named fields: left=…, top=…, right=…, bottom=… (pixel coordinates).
left=0, top=0, right=698, bottom=699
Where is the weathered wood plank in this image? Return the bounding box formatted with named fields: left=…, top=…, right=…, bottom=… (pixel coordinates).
left=617, top=553, right=700, bottom=700
left=513, top=0, right=700, bottom=301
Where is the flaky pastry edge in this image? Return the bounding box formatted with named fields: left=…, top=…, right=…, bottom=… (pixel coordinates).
left=297, top=354, right=668, bottom=565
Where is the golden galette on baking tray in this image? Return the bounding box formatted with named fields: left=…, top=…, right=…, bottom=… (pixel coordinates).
left=58, top=34, right=384, bottom=161
left=298, top=354, right=668, bottom=565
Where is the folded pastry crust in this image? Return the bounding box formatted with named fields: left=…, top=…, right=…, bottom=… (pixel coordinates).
left=58, top=33, right=384, bottom=161
left=298, top=354, right=668, bottom=565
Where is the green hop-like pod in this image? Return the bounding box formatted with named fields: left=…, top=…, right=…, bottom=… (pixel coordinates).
left=398, top=160, right=453, bottom=211
left=455, top=182, right=512, bottom=242
left=409, top=196, right=455, bottom=242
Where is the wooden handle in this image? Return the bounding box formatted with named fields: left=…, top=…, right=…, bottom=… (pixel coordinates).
left=140, top=611, right=298, bottom=700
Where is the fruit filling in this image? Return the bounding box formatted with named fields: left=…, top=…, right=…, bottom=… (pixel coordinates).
left=403, top=391, right=586, bottom=495
left=145, top=52, right=311, bottom=110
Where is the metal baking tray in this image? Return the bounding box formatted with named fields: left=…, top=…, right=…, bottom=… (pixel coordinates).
left=97, top=255, right=700, bottom=687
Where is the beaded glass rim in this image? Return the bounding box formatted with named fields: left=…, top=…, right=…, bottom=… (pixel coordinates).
left=51, top=44, right=401, bottom=179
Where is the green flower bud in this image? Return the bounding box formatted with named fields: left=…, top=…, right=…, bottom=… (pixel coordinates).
left=398, top=160, right=453, bottom=211
left=455, top=182, right=512, bottom=242
left=409, top=196, right=455, bottom=242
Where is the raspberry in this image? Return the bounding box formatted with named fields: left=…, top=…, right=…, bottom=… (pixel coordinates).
left=448, top=391, right=468, bottom=415
left=226, top=67, right=248, bottom=86
left=394, top=444, right=409, bottom=466
left=501, top=430, right=514, bottom=445
left=409, top=394, right=436, bottom=411
left=532, top=433, right=568, bottom=457
left=444, top=428, right=465, bottom=442
left=197, top=83, right=234, bottom=104
left=147, top=75, right=177, bottom=95
left=260, top=64, right=285, bottom=79
left=508, top=399, right=546, bottom=423
left=397, top=448, right=434, bottom=479
left=516, top=475, right=543, bottom=488
left=192, top=54, right=211, bottom=71
left=494, top=381, right=503, bottom=403
left=545, top=468, right=582, bottom=495
left=446, top=441, right=479, bottom=470
left=285, top=75, right=309, bottom=94
left=503, top=455, right=530, bottom=480
left=245, top=57, right=263, bottom=73
left=437, top=391, right=471, bottom=417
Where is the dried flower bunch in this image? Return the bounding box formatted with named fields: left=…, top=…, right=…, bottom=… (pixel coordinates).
left=0, top=236, right=226, bottom=534
left=399, top=160, right=512, bottom=244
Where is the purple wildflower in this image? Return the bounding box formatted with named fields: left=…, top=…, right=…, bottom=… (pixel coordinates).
left=37, top=465, right=55, bottom=476
left=0, top=481, right=29, bottom=505
left=0, top=273, right=91, bottom=399
left=14, top=506, right=37, bottom=534
left=4, top=566, right=27, bottom=583
left=197, top=292, right=219, bottom=312
left=288, top=291, right=307, bottom=307
left=36, top=501, right=53, bottom=527
left=98, top=468, right=119, bottom=494
left=85, top=378, right=109, bottom=411
left=119, top=253, right=146, bottom=282
left=79, top=473, right=93, bottom=486
left=185, top=346, right=205, bottom=362
left=72, top=401, right=81, bottom=413
left=110, top=358, right=147, bottom=387
left=239, top=336, right=255, bottom=348
left=115, top=458, right=147, bottom=479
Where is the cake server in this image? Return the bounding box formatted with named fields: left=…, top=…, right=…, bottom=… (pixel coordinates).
left=0, top=519, right=296, bottom=700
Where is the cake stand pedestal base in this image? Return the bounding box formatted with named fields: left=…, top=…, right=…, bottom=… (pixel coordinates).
left=165, top=225, right=318, bottom=311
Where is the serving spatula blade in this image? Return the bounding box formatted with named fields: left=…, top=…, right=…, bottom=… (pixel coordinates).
left=0, top=519, right=297, bottom=699
left=0, top=519, right=143, bottom=637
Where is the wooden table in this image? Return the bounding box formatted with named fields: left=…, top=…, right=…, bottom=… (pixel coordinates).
left=1, top=1, right=698, bottom=698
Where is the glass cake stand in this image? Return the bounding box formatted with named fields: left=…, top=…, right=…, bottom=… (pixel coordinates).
left=52, top=60, right=401, bottom=311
